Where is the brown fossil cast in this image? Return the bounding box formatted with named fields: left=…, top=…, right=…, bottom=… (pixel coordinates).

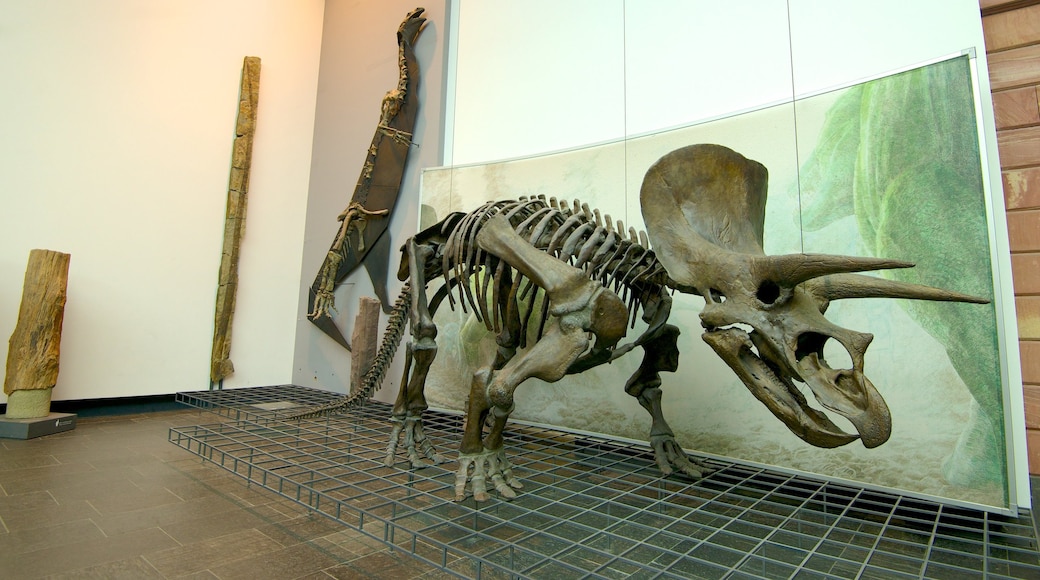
left=287, top=143, right=988, bottom=502
left=307, top=8, right=428, bottom=348
left=210, top=56, right=260, bottom=385
left=4, top=249, right=71, bottom=419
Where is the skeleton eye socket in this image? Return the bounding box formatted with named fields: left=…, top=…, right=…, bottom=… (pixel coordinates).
left=757, top=280, right=781, bottom=305
left=709, top=288, right=726, bottom=303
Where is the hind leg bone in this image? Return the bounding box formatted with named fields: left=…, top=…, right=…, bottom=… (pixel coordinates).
left=386, top=241, right=445, bottom=468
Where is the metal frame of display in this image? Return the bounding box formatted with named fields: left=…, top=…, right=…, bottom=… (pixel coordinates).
left=169, top=385, right=1040, bottom=579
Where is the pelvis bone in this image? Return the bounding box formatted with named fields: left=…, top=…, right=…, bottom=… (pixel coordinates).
left=641, top=144, right=987, bottom=449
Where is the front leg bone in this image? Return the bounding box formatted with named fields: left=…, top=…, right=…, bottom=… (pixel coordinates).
left=449, top=215, right=629, bottom=502
left=627, top=325, right=713, bottom=479
left=639, top=387, right=714, bottom=479
left=455, top=448, right=523, bottom=502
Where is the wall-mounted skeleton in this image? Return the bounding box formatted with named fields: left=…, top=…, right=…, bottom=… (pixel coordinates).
left=289, top=144, right=987, bottom=502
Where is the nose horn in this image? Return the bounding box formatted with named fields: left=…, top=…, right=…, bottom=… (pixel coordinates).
left=804, top=273, right=991, bottom=304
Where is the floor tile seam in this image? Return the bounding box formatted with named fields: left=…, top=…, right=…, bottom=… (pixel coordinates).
left=140, top=517, right=351, bottom=577
left=42, top=548, right=170, bottom=580
left=1, top=523, right=179, bottom=577
left=158, top=454, right=374, bottom=552
left=0, top=517, right=107, bottom=557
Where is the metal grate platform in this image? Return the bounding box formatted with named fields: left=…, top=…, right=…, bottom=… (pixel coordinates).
left=169, top=385, right=1040, bottom=579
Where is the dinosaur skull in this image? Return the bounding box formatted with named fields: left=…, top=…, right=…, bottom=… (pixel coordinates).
left=641, top=144, right=987, bottom=449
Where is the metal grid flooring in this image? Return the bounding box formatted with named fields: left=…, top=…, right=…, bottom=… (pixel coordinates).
left=169, top=385, right=1040, bottom=579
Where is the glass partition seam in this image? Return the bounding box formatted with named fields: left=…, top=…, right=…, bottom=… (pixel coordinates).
left=622, top=0, right=629, bottom=229
left=786, top=0, right=805, bottom=253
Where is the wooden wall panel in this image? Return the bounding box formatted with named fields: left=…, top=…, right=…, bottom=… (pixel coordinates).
left=997, top=125, right=1040, bottom=167
left=1013, top=253, right=1040, bottom=293
left=1026, top=384, right=1040, bottom=428
left=1023, top=340, right=1040, bottom=383
left=984, top=0, right=1040, bottom=475
left=989, top=44, right=1040, bottom=90
left=1007, top=209, right=1040, bottom=250
left=982, top=0, right=1039, bottom=15
left=1029, top=429, right=1040, bottom=473
left=984, top=4, right=1040, bottom=50
left=1018, top=295, right=1040, bottom=339
left=992, top=86, right=1040, bottom=129
left=1003, top=166, right=1040, bottom=208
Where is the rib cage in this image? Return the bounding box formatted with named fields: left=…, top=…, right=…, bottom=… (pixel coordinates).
left=423, top=195, right=670, bottom=347
left=284, top=196, right=672, bottom=420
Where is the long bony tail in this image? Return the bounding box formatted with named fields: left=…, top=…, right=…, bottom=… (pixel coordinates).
left=283, top=283, right=412, bottom=419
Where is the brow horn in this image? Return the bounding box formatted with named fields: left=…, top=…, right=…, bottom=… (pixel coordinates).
left=752, top=254, right=915, bottom=288
left=804, top=273, right=991, bottom=304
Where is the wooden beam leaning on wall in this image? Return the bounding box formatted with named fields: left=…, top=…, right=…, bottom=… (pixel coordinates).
left=4, top=249, right=71, bottom=419
left=211, top=56, right=261, bottom=386
left=351, top=297, right=382, bottom=395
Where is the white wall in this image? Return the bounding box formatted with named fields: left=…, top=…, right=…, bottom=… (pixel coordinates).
left=0, top=0, right=325, bottom=400
left=291, top=1, right=448, bottom=398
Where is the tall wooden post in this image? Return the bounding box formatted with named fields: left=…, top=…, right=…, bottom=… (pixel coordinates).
left=4, top=249, right=71, bottom=419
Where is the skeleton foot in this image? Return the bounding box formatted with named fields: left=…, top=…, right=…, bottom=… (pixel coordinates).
left=454, top=448, right=523, bottom=502
left=650, top=434, right=714, bottom=479
left=385, top=415, right=445, bottom=468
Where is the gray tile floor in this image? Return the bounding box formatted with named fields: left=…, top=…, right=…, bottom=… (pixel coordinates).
left=2, top=399, right=1039, bottom=579
left=0, top=408, right=448, bottom=579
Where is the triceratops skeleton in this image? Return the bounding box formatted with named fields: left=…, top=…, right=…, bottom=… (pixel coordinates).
left=290, top=143, right=987, bottom=502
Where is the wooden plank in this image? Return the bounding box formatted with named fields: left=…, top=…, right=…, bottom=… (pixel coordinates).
left=1007, top=209, right=1040, bottom=251
left=1022, top=340, right=1040, bottom=384
left=1003, top=166, right=1040, bottom=209
left=992, top=86, right=1040, bottom=129
left=996, top=125, right=1040, bottom=167
left=983, top=0, right=1040, bottom=17
left=349, top=297, right=381, bottom=396
left=1012, top=252, right=1040, bottom=293
left=1025, top=384, right=1040, bottom=429
left=1018, top=294, right=1040, bottom=339
left=1029, top=427, right=1040, bottom=474
left=988, top=43, right=1040, bottom=90
left=984, top=3, right=1040, bottom=50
